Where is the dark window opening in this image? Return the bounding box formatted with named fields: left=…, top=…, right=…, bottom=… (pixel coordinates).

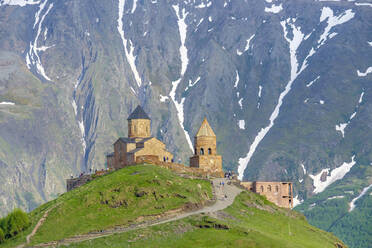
left=260, top=186, right=264, bottom=192
left=195, top=148, right=197, bottom=155
left=208, top=148, right=212, bottom=155
left=200, top=148, right=204, bottom=155
left=276, top=186, right=279, bottom=192
left=268, top=185, right=271, bottom=192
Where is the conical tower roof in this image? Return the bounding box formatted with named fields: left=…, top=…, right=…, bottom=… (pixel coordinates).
left=196, top=118, right=216, bottom=137
left=127, top=105, right=150, bottom=120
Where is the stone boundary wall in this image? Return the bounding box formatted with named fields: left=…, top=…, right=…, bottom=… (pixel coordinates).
left=135, top=156, right=224, bottom=178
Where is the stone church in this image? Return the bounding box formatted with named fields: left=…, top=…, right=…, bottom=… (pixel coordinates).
left=190, top=118, right=223, bottom=176
left=107, top=105, right=173, bottom=169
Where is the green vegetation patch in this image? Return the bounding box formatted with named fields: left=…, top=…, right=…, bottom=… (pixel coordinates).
left=29, top=164, right=212, bottom=244
left=64, top=191, right=344, bottom=248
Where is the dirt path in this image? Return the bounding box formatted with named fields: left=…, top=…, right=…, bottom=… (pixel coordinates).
left=16, top=205, right=58, bottom=248
left=31, top=178, right=243, bottom=247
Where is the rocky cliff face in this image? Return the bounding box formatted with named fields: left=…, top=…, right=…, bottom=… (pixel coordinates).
left=0, top=0, right=371, bottom=245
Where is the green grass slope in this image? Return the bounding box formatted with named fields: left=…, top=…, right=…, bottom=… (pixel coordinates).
left=0, top=164, right=212, bottom=247
left=63, top=191, right=344, bottom=248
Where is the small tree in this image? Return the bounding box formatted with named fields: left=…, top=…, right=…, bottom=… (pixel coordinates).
left=5, top=209, right=30, bottom=237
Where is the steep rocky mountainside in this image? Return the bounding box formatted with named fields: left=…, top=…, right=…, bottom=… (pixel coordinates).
left=0, top=0, right=371, bottom=245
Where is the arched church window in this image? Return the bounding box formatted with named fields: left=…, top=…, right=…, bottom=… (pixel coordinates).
left=276, top=186, right=279, bottom=192
left=208, top=148, right=212, bottom=155
left=200, top=148, right=204, bottom=155
left=260, top=186, right=264, bottom=192
left=268, top=185, right=271, bottom=192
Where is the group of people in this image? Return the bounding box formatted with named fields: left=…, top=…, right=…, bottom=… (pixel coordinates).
left=224, top=171, right=234, bottom=180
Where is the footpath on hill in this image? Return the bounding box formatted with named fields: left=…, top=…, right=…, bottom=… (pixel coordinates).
left=30, top=178, right=243, bottom=247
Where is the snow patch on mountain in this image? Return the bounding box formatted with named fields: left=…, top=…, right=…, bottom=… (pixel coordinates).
left=335, top=91, right=364, bottom=138
left=368, top=41, right=372, bottom=46
left=327, top=195, right=345, bottom=200
left=238, top=18, right=314, bottom=180
left=237, top=34, right=255, bottom=55
left=195, top=0, right=211, bottom=8
left=349, top=183, right=372, bottom=211
left=185, top=76, right=201, bottom=91
left=359, top=91, right=364, bottom=103
left=257, top=85, right=262, bottom=108
left=233, top=70, right=239, bottom=88
left=335, top=123, right=347, bottom=138
left=355, top=2, right=372, bottom=7
left=310, top=155, right=356, bottom=194
left=357, top=67, right=372, bottom=77
left=131, top=0, right=137, bottom=13
left=118, top=0, right=142, bottom=87
left=293, top=195, right=303, bottom=207
left=78, top=120, right=86, bottom=153
left=159, top=95, right=169, bottom=102
left=318, top=7, right=355, bottom=48
left=265, top=3, right=282, bottom=14
left=258, top=85, right=262, bottom=98
left=306, top=76, right=320, bottom=87
left=0, top=101, right=15, bottom=105
left=301, top=163, right=307, bottom=174
left=238, top=120, right=245, bottom=130
left=238, top=98, right=243, bottom=109
left=26, top=0, right=53, bottom=81
left=0, top=0, right=39, bottom=7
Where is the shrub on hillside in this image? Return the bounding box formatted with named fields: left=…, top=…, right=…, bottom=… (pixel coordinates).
left=0, top=227, right=4, bottom=243
left=1, top=209, right=30, bottom=238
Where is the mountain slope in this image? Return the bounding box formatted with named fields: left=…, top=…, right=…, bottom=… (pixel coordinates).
left=0, top=0, right=371, bottom=246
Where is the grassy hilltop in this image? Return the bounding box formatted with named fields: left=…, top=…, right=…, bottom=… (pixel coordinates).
left=0, top=164, right=345, bottom=248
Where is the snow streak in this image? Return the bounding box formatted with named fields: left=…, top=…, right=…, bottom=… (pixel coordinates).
left=238, top=19, right=311, bottom=180
left=318, top=7, right=355, bottom=48
left=237, top=7, right=355, bottom=180
left=72, top=75, right=87, bottom=155
left=335, top=91, right=364, bottom=138
left=265, top=4, right=282, bottom=14
left=26, top=0, right=53, bottom=81
left=349, top=183, right=372, bottom=212
left=169, top=4, right=193, bottom=152
left=173, top=5, right=189, bottom=76
left=117, top=0, right=142, bottom=87
left=237, top=34, right=255, bottom=56
left=357, top=67, right=372, bottom=77
left=0, top=101, right=15, bottom=105
left=306, top=76, right=320, bottom=87
left=0, top=0, right=40, bottom=7
left=310, top=156, right=356, bottom=194
left=233, top=70, right=239, bottom=88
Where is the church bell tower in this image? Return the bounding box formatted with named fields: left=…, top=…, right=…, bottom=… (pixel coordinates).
left=190, top=118, right=223, bottom=176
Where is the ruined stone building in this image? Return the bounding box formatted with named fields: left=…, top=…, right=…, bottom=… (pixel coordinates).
left=107, top=105, right=173, bottom=169
left=240, top=181, right=293, bottom=208
left=190, top=118, right=223, bottom=177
